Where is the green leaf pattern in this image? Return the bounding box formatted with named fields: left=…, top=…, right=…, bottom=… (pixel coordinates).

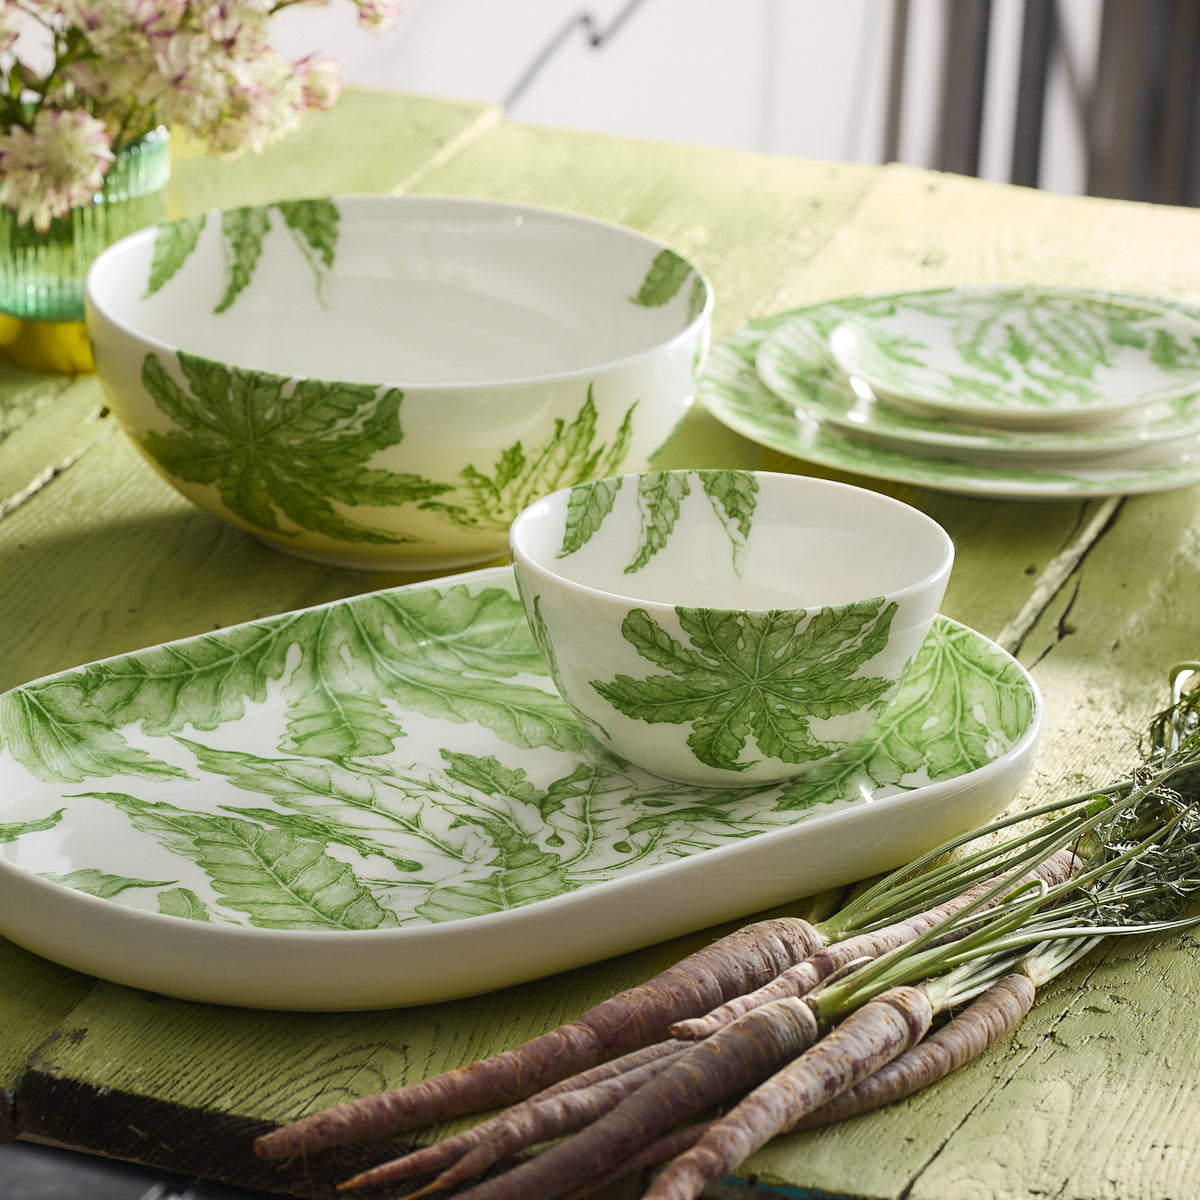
left=423, top=387, right=637, bottom=534
left=0, top=575, right=1033, bottom=931
left=139, top=349, right=450, bottom=544
left=144, top=198, right=341, bottom=311
left=593, top=599, right=897, bottom=773
left=557, top=469, right=759, bottom=574
left=630, top=249, right=689, bottom=305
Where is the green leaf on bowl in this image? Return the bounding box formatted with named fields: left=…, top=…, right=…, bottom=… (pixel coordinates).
left=142, top=200, right=342, bottom=309
left=144, top=214, right=205, bottom=298
left=630, top=248, right=694, bottom=307
left=139, top=349, right=452, bottom=544
left=556, top=469, right=758, bottom=575
left=628, top=471, right=692, bottom=571
left=275, top=198, right=339, bottom=278
left=216, top=206, right=272, bottom=314
left=424, top=387, right=636, bottom=533
left=560, top=476, right=623, bottom=557
left=592, top=600, right=897, bottom=773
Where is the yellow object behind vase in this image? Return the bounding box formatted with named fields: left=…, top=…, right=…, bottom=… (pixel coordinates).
left=0, top=313, right=94, bottom=374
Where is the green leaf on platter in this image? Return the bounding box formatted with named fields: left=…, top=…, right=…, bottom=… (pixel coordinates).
left=440, top=749, right=564, bottom=822
left=624, top=788, right=775, bottom=842
left=559, top=476, right=623, bottom=558
left=1, top=581, right=590, bottom=789
left=157, top=886, right=215, bottom=921
left=178, top=739, right=470, bottom=873
left=43, top=868, right=176, bottom=899
left=593, top=599, right=897, bottom=773
left=72, top=618, right=300, bottom=737
left=276, top=585, right=590, bottom=758
left=0, top=614, right=305, bottom=783
left=0, top=808, right=64, bottom=843
left=139, top=349, right=451, bottom=543
left=629, top=248, right=693, bottom=307
left=144, top=215, right=206, bottom=297
left=540, top=760, right=679, bottom=867
left=0, top=685, right=192, bottom=784
left=687, top=273, right=708, bottom=323
left=82, top=790, right=400, bottom=930
left=216, top=204, right=271, bottom=313
left=424, top=389, right=637, bottom=533
left=219, top=805, right=424, bottom=873
left=414, top=816, right=573, bottom=921
left=772, top=618, right=1034, bottom=811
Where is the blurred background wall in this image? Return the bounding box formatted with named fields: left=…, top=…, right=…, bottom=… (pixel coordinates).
left=272, top=0, right=1200, bottom=205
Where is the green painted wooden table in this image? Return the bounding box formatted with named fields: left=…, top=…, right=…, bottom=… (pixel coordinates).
left=4, top=89, right=1200, bottom=1200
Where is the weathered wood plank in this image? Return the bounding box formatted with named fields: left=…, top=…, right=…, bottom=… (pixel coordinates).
left=168, top=88, right=499, bottom=215
left=0, top=942, right=95, bottom=1141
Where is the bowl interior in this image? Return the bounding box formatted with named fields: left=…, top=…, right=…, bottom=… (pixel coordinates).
left=86, top=196, right=709, bottom=387
left=512, top=471, right=954, bottom=609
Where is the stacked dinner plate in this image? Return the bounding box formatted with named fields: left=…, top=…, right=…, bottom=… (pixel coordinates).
left=700, top=285, right=1200, bottom=498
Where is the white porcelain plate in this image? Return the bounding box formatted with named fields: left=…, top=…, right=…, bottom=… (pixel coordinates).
left=0, top=568, right=1039, bottom=1011
left=826, top=286, right=1200, bottom=428
left=706, top=304, right=1200, bottom=498
left=757, top=302, right=1200, bottom=462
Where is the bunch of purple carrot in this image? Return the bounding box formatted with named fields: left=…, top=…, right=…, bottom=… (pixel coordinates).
left=255, top=667, right=1200, bottom=1200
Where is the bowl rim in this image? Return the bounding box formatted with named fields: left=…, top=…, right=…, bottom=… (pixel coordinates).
left=509, top=468, right=956, bottom=612
left=84, top=192, right=715, bottom=392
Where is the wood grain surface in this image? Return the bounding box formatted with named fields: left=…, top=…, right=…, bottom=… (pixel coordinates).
left=3, top=90, right=1200, bottom=1200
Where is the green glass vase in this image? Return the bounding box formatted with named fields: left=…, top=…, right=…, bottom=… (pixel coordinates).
left=0, top=125, right=170, bottom=372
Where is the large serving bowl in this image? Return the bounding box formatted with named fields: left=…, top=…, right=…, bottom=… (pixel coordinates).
left=85, top=195, right=711, bottom=571
left=510, top=470, right=955, bottom=787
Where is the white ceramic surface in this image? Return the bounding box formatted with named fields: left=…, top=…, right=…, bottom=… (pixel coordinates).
left=0, top=567, right=1037, bottom=1011
left=510, top=470, right=954, bottom=787
left=704, top=310, right=1200, bottom=499
left=827, top=286, right=1200, bottom=429
left=85, top=195, right=711, bottom=571
left=757, top=309, right=1200, bottom=463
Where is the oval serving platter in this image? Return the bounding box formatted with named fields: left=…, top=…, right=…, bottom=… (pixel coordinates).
left=0, top=567, right=1040, bottom=1011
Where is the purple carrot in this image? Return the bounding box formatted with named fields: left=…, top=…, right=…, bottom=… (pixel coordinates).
left=644, top=985, right=934, bottom=1200
left=443, top=995, right=821, bottom=1200
left=791, top=972, right=1037, bottom=1129
left=337, top=1040, right=689, bottom=1192
left=671, top=850, right=1078, bottom=1039
left=255, top=916, right=823, bottom=1159
left=562, top=1122, right=715, bottom=1200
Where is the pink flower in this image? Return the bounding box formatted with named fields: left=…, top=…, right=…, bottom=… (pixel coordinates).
left=0, top=109, right=115, bottom=232
left=0, top=6, right=22, bottom=56
left=354, top=0, right=399, bottom=31
left=0, top=1, right=392, bottom=226
left=293, top=55, right=343, bottom=112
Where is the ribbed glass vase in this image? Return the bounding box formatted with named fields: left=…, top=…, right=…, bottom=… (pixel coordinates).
left=0, top=126, right=170, bottom=369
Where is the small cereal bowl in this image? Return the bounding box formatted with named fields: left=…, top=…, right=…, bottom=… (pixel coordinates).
left=85, top=195, right=711, bottom=572
left=509, top=470, right=954, bottom=787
